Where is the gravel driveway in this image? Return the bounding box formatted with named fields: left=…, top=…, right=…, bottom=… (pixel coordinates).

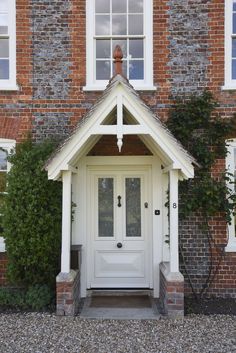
left=0, top=313, right=235, bottom=353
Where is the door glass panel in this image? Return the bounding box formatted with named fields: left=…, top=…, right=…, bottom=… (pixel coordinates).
left=98, top=178, right=114, bottom=237
left=126, top=178, right=141, bottom=237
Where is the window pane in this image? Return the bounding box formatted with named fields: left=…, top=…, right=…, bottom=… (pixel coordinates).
left=0, top=173, right=6, bottom=193
left=0, top=150, right=7, bottom=171
left=0, top=38, right=9, bottom=58
left=96, top=40, right=110, bottom=58
left=129, top=60, right=144, bottom=79
left=232, top=59, right=236, bottom=79
left=126, top=178, right=141, bottom=237
left=233, top=13, right=236, bottom=34
left=0, top=0, right=8, bottom=12
left=112, top=0, right=126, bottom=13
left=95, top=0, right=110, bottom=13
left=0, top=59, right=9, bottom=79
left=129, top=39, right=143, bottom=58
left=129, top=0, right=143, bottom=13
left=128, top=14, right=143, bottom=35
left=96, top=60, right=111, bottom=79
left=98, top=178, right=114, bottom=237
left=0, top=13, right=8, bottom=34
left=112, top=14, right=127, bottom=35
left=233, top=2, right=236, bottom=11
left=112, top=39, right=127, bottom=57
left=95, top=15, right=110, bottom=35
left=233, top=39, right=236, bottom=58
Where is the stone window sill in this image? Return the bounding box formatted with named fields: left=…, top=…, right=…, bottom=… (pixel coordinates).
left=0, top=84, right=19, bottom=91
left=225, top=243, right=236, bottom=252
left=221, top=85, right=236, bottom=91
left=83, top=85, right=157, bottom=92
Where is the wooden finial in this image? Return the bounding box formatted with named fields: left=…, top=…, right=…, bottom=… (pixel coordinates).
left=113, top=45, right=123, bottom=75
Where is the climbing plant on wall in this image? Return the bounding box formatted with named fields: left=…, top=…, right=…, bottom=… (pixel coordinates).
left=167, top=90, right=236, bottom=299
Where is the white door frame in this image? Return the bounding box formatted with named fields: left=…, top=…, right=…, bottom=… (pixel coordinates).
left=76, top=156, right=163, bottom=298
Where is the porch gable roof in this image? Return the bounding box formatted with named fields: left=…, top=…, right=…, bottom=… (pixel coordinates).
left=45, top=74, right=196, bottom=180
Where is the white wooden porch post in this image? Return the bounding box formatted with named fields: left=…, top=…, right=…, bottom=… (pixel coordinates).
left=169, top=169, right=179, bottom=273
left=61, top=170, right=72, bottom=273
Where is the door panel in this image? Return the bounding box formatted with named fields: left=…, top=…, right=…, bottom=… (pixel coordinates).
left=95, top=250, right=145, bottom=278
left=89, top=169, right=151, bottom=288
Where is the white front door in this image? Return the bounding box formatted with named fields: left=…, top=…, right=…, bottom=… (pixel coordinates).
left=88, top=167, right=152, bottom=288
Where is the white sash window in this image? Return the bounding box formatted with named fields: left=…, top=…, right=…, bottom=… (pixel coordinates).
left=85, top=0, right=154, bottom=91
left=0, top=0, right=17, bottom=90
left=223, top=0, right=236, bottom=89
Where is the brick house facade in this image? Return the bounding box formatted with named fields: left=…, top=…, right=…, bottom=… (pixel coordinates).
left=0, top=0, right=236, bottom=316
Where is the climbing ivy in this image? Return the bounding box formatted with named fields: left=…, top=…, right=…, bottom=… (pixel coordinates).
left=167, top=90, right=236, bottom=299
left=167, top=90, right=236, bottom=222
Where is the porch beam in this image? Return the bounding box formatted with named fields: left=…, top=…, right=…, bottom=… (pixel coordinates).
left=93, top=125, right=145, bottom=135
left=169, top=169, right=179, bottom=273
left=61, top=170, right=72, bottom=273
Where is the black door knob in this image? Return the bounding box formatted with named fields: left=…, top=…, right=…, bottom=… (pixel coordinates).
left=117, top=242, right=122, bottom=248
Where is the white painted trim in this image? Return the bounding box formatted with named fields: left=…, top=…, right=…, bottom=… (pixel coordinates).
left=225, top=138, right=236, bottom=252
left=221, top=85, right=236, bottom=91
left=152, top=157, right=162, bottom=297
left=162, top=172, right=170, bottom=262
left=224, top=0, right=236, bottom=88
left=87, top=163, right=153, bottom=289
left=0, top=138, right=16, bottom=252
left=61, top=171, right=72, bottom=273
left=83, top=85, right=157, bottom=91
left=46, top=81, right=194, bottom=180
left=85, top=0, right=154, bottom=90
left=0, top=0, right=17, bottom=90
left=74, top=156, right=163, bottom=297
left=169, top=169, right=179, bottom=273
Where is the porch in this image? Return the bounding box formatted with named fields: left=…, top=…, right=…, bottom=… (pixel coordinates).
left=45, top=73, right=195, bottom=318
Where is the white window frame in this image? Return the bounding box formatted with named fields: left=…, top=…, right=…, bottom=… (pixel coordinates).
left=223, top=0, right=236, bottom=90
left=0, top=0, right=17, bottom=91
left=225, top=138, right=236, bottom=252
left=0, top=138, right=15, bottom=252
left=84, top=0, right=155, bottom=91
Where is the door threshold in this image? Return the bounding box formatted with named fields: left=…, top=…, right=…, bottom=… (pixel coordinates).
left=86, top=289, right=153, bottom=297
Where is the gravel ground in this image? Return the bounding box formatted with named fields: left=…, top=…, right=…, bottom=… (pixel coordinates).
left=0, top=313, right=235, bottom=353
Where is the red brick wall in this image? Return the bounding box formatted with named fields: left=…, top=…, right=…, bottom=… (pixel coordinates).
left=0, top=0, right=235, bottom=298
left=0, top=253, right=7, bottom=286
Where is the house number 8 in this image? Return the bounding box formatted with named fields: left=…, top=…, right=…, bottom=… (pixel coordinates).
left=173, top=203, right=177, bottom=209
